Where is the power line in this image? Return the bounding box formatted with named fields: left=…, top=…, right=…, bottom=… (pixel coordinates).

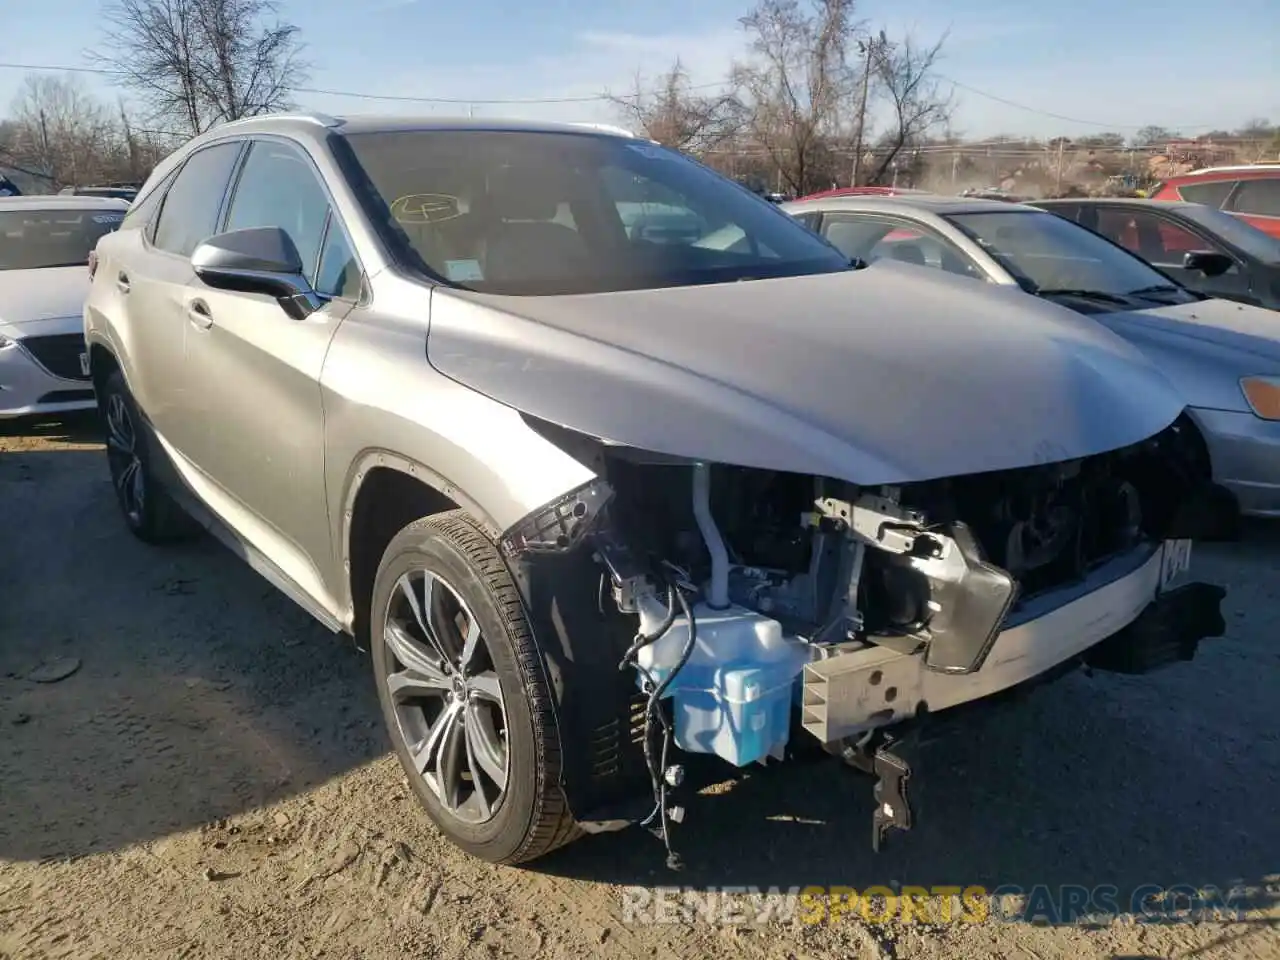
left=934, top=72, right=1222, bottom=131
left=0, top=59, right=730, bottom=106
left=0, top=58, right=1240, bottom=129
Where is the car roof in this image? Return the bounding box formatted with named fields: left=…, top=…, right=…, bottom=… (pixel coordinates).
left=783, top=194, right=1041, bottom=217
left=0, top=195, right=131, bottom=211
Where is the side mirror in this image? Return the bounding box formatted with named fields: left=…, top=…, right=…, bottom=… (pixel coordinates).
left=191, top=226, right=321, bottom=320
left=1183, top=250, right=1234, bottom=279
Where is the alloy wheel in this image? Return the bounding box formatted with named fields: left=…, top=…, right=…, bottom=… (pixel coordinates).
left=105, top=392, right=144, bottom=525
left=382, top=569, right=509, bottom=825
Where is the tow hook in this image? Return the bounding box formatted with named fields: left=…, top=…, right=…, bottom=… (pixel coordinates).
left=838, top=732, right=916, bottom=852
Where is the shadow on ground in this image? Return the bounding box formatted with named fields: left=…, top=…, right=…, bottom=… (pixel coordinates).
left=0, top=423, right=383, bottom=864
left=2, top=418, right=1277, bottom=931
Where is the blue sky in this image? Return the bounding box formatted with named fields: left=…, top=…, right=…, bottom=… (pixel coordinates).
left=2, top=0, right=1277, bottom=139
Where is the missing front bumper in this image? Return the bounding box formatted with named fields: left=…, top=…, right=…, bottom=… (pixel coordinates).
left=1083, top=580, right=1227, bottom=675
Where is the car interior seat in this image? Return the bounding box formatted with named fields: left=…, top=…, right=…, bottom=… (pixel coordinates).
left=473, top=173, right=591, bottom=282
left=890, top=242, right=928, bottom=266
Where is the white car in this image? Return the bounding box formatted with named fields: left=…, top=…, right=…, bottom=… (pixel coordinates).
left=0, top=196, right=128, bottom=419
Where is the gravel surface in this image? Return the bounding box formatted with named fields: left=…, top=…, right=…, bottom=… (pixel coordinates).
left=1, top=414, right=1277, bottom=960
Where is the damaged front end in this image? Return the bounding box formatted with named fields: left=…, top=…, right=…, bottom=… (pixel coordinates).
left=498, top=414, right=1230, bottom=864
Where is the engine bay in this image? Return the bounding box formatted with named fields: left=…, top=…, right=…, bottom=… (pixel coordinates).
left=601, top=413, right=1207, bottom=648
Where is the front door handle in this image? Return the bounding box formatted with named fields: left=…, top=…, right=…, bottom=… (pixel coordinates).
left=187, top=299, right=214, bottom=330
left=116, top=272, right=131, bottom=294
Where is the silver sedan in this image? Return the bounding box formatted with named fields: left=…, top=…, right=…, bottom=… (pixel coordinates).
left=783, top=194, right=1280, bottom=518
left=0, top=196, right=128, bottom=419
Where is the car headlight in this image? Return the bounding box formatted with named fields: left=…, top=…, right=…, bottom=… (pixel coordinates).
left=1240, top=376, right=1280, bottom=421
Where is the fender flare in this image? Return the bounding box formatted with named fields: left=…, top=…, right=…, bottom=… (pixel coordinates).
left=337, top=448, right=504, bottom=611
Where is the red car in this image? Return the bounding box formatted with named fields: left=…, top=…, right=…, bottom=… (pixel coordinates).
left=1149, top=165, right=1280, bottom=238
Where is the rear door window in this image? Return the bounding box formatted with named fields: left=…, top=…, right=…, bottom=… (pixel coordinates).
left=1177, top=180, right=1237, bottom=208
left=151, top=141, right=244, bottom=257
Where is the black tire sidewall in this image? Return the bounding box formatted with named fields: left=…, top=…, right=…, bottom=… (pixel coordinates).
left=101, top=370, right=153, bottom=536
left=370, top=522, right=543, bottom=861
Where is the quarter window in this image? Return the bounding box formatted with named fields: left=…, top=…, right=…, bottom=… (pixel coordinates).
left=315, top=216, right=362, bottom=299
left=1230, top=179, right=1280, bottom=218
left=223, top=141, right=332, bottom=283
left=1177, top=180, right=1236, bottom=208
left=152, top=142, right=243, bottom=257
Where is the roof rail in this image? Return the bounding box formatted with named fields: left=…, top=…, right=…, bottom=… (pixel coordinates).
left=214, top=111, right=343, bottom=131
left=568, top=122, right=639, bottom=138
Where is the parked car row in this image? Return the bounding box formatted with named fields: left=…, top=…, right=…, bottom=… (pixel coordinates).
left=0, top=196, right=128, bottom=419
left=783, top=192, right=1280, bottom=520
left=1, top=116, right=1259, bottom=873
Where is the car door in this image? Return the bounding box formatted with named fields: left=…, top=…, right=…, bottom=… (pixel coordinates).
left=181, top=136, right=363, bottom=608
left=115, top=140, right=244, bottom=450
left=1095, top=206, right=1254, bottom=302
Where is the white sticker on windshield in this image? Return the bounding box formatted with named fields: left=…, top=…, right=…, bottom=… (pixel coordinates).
left=444, top=259, right=484, bottom=282
left=92, top=214, right=125, bottom=224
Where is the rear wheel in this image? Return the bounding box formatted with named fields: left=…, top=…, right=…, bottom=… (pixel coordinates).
left=370, top=510, right=579, bottom=864
left=100, top=369, right=198, bottom=544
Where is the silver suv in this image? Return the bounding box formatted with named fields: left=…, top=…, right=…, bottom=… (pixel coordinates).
left=85, top=113, right=1229, bottom=866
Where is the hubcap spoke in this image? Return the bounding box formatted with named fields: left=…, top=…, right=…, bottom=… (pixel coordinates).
left=436, top=707, right=467, bottom=811
left=383, top=622, right=449, bottom=686
left=386, top=665, right=451, bottom=702
left=468, top=671, right=503, bottom=707
left=412, top=699, right=463, bottom=777
left=458, top=614, right=482, bottom=675
left=397, top=573, right=453, bottom=665
left=465, top=701, right=508, bottom=786
left=463, top=718, right=491, bottom=820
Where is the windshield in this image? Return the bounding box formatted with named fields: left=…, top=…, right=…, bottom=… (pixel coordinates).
left=1178, top=203, right=1280, bottom=265
left=943, top=208, right=1194, bottom=299
left=0, top=208, right=126, bottom=271
left=338, top=129, right=851, bottom=295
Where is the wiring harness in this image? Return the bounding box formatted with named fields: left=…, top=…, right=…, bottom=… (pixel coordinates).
left=617, top=563, right=699, bottom=871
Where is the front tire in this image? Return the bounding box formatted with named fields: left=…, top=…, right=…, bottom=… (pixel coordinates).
left=100, top=369, right=197, bottom=544
left=370, top=510, right=579, bottom=864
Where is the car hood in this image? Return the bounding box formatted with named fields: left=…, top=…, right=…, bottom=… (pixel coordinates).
left=426, top=261, right=1187, bottom=485
left=0, top=267, right=89, bottom=325
left=1101, top=297, right=1280, bottom=363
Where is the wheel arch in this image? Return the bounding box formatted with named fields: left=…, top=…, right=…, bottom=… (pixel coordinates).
left=341, top=449, right=502, bottom=645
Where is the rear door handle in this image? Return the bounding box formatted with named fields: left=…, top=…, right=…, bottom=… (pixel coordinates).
left=116, top=272, right=130, bottom=294
left=187, top=298, right=214, bottom=330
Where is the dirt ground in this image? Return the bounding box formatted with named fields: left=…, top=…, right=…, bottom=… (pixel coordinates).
left=1, top=414, right=1278, bottom=960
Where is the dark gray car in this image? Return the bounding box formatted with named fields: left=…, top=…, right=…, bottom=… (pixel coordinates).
left=1032, top=197, right=1280, bottom=310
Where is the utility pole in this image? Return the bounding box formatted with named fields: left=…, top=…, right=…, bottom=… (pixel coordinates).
left=1055, top=138, right=1066, bottom=195
left=851, top=31, right=884, bottom=187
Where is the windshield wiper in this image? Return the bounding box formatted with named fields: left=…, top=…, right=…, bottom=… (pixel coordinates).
left=1035, top=287, right=1132, bottom=305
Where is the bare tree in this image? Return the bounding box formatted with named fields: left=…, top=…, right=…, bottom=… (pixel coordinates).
left=734, top=0, right=861, bottom=196
left=92, top=0, right=306, bottom=136
left=7, top=74, right=115, bottom=188
left=861, top=32, right=953, bottom=186
left=605, top=59, right=745, bottom=155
